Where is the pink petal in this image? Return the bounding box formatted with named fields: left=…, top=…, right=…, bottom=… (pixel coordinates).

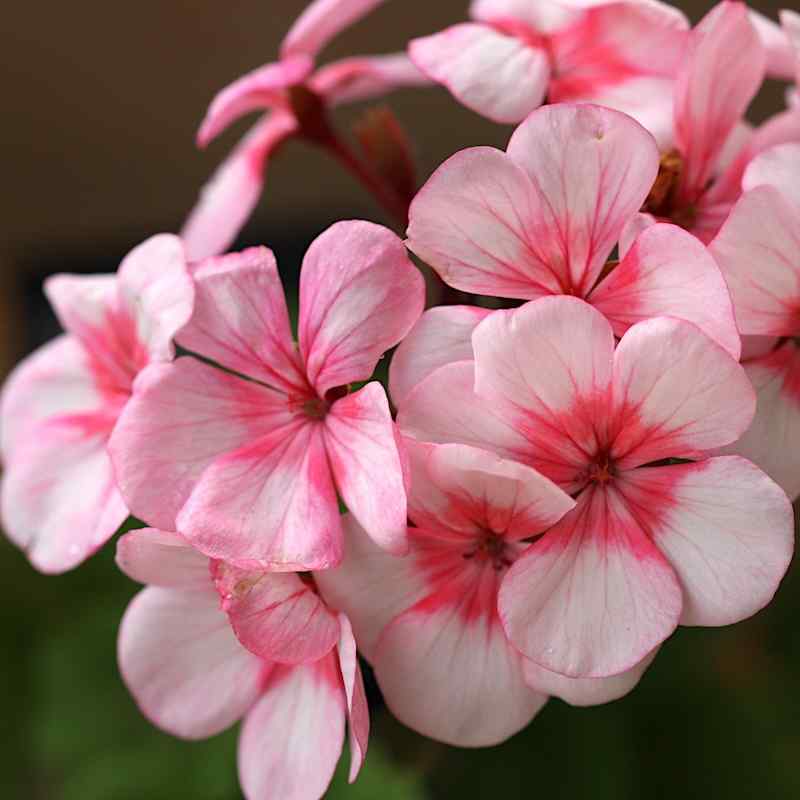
left=674, top=1, right=766, bottom=204
left=109, top=359, right=283, bottom=531
left=311, top=53, right=429, bottom=107
left=506, top=104, right=659, bottom=296
left=590, top=222, right=741, bottom=358
left=238, top=658, right=345, bottom=800
left=726, top=345, right=800, bottom=500
left=389, top=305, right=491, bottom=409
left=116, top=234, right=194, bottom=363
left=410, top=441, right=575, bottom=540
left=406, top=146, right=569, bottom=299
left=499, top=486, right=682, bottom=677
left=709, top=186, right=800, bottom=337
left=182, top=113, right=298, bottom=261
left=324, top=383, right=408, bottom=555
left=281, top=0, right=386, bottom=60
left=610, top=317, right=755, bottom=469
left=116, top=528, right=210, bottom=589
left=178, top=419, right=343, bottom=571
left=197, top=57, right=311, bottom=147
left=470, top=0, right=579, bottom=33
left=472, top=297, right=615, bottom=491
left=2, top=425, right=128, bottom=573
left=298, top=221, right=424, bottom=396
left=44, top=273, right=117, bottom=339
left=749, top=8, right=797, bottom=79
left=178, top=246, right=308, bottom=393
left=409, top=24, right=549, bottom=124
left=374, top=588, right=547, bottom=746
left=336, top=614, right=369, bottom=782
left=622, top=456, right=793, bottom=626
left=0, top=335, right=100, bottom=460
left=742, top=142, right=800, bottom=211
left=397, top=360, right=533, bottom=465
left=118, top=586, right=263, bottom=739
left=314, top=513, right=427, bottom=662
left=212, top=564, right=340, bottom=663
left=618, top=212, right=657, bottom=259
left=523, top=648, right=657, bottom=706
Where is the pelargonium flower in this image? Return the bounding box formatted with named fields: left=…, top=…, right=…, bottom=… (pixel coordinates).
left=110, top=221, right=424, bottom=571
left=710, top=142, right=800, bottom=500
left=0, top=235, right=193, bottom=572
left=318, top=441, right=658, bottom=745
left=398, top=297, right=793, bottom=678
left=116, top=528, right=367, bottom=800
left=409, top=0, right=688, bottom=144
left=183, top=0, right=427, bottom=260
left=781, top=9, right=800, bottom=107
left=406, top=102, right=740, bottom=358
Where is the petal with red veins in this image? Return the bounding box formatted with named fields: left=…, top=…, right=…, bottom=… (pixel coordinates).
left=281, top=0, right=386, bottom=60
left=116, top=528, right=210, bottom=589
left=472, top=297, right=614, bottom=490
left=621, top=456, right=793, bottom=625
left=182, top=113, right=298, bottom=261
left=212, top=565, right=339, bottom=663
left=406, top=147, right=568, bottom=299
left=238, top=658, right=345, bottom=800
left=710, top=186, right=800, bottom=337
left=610, top=317, right=755, bottom=468
left=470, top=0, right=578, bottom=33
left=118, top=586, right=263, bottom=739
left=2, top=423, right=128, bottom=573
left=618, top=212, right=657, bottom=259
left=314, top=514, right=427, bottom=662
left=109, top=359, right=284, bottom=531
left=409, top=24, right=549, bottom=124
left=725, top=345, right=800, bottom=501
left=674, top=1, right=765, bottom=203
left=324, top=383, right=407, bottom=555
left=523, top=648, right=657, bottom=706
left=374, top=583, right=547, bottom=747
left=506, top=104, right=659, bottom=296
left=590, top=223, right=740, bottom=358
left=178, top=246, right=308, bottom=393
left=499, top=486, right=682, bottom=677
left=116, top=234, right=194, bottom=363
left=389, top=305, right=490, bottom=411
left=298, top=221, right=424, bottom=396
left=44, top=273, right=117, bottom=338
left=336, top=614, right=369, bottom=782
left=742, top=142, right=800, bottom=211
left=178, top=419, right=342, bottom=571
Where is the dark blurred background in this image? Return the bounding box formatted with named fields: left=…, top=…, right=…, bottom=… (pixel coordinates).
left=1, top=1, right=797, bottom=797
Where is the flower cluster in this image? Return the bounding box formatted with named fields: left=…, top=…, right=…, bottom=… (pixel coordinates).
left=2, top=1, right=799, bottom=798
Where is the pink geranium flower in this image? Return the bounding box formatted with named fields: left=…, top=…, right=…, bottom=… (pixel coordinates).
left=406, top=102, right=741, bottom=358
left=183, top=0, right=427, bottom=260
left=110, top=221, right=425, bottom=571
left=408, top=0, right=688, bottom=143
left=116, top=528, right=368, bottom=800
left=0, top=235, right=193, bottom=572
left=318, top=441, right=658, bottom=744
left=710, top=142, right=800, bottom=499
left=398, top=297, right=793, bottom=678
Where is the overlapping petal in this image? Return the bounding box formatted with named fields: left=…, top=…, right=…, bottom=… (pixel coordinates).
left=116, top=528, right=210, bottom=589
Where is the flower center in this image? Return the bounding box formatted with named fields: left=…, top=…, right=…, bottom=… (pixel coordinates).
left=462, top=530, right=513, bottom=572
left=642, top=149, right=697, bottom=229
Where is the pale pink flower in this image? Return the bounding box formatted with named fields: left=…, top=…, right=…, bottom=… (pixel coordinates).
left=408, top=0, right=688, bottom=143
left=406, top=102, right=740, bottom=359
left=317, top=441, right=659, bottom=744
left=780, top=9, right=800, bottom=107
left=183, top=0, right=427, bottom=260
left=398, top=297, right=793, bottom=678
left=110, top=221, right=424, bottom=571
left=116, top=528, right=368, bottom=800
left=710, top=142, right=800, bottom=500
left=0, top=236, right=193, bottom=572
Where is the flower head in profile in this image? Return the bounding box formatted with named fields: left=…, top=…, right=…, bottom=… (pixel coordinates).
left=116, top=528, right=368, bottom=800
left=0, top=235, right=193, bottom=572
left=183, top=0, right=427, bottom=260
left=399, top=297, right=793, bottom=678
left=407, top=102, right=740, bottom=358
left=710, top=142, right=800, bottom=500
left=110, top=221, right=425, bottom=571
